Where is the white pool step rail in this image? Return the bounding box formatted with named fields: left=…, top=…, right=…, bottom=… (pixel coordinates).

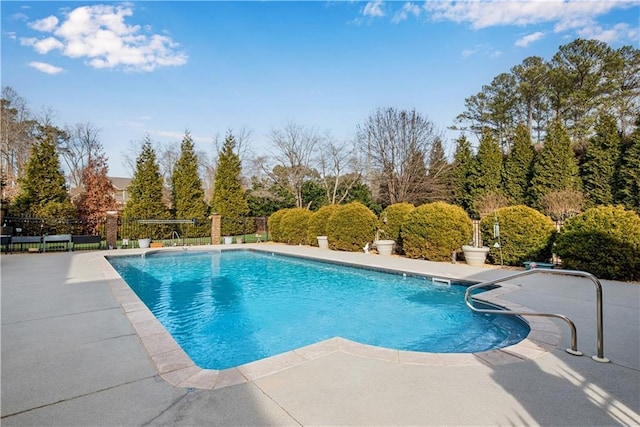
left=464, top=268, right=609, bottom=363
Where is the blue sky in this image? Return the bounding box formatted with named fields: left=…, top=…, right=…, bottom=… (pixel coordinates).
left=2, top=1, right=639, bottom=177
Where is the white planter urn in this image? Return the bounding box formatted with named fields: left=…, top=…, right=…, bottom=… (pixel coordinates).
left=223, top=236, right=233, bottom=245
left=138, top=238, right=151, bottom=249
left=462, top=245, right=490, bottom=267
left=375, top=239, right=395, bottom=256
left=317, top=236, right=329, bottom=249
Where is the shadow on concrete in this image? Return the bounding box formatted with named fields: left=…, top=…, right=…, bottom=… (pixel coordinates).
left=1, top=252, right=292, bottom=426
left=461, top=268, right=640, bottom=426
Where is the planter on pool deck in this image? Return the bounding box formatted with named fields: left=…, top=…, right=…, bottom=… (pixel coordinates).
left=462, top=245, right=490, bottom=267
left=138, top=238, right=151, bottom=249
left=375, top=239, right=395, bottom=256
left=317, top=236, right=329, bottom=249
left=223, top=236, right=233, bottom=245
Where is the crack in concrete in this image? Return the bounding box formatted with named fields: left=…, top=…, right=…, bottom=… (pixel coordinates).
left=2, top=306, right=122, bottom=325
left=0, top=374, right=159, bottom=419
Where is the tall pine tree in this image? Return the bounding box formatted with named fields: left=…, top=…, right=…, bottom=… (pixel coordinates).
left=502, top=123, right=535, bottom=205
left=471, top=128, right=504, bottom=201
left=171, top=132, right=209, bottom=237
left=211, top=132, right=249, bottom=236
left=123, top=138, right=170, bottom=239
left=424, top=137, right=453, bottom=203
left=580, top=113, right=621, bottom=206
left=530, top=120, right=581, bottom=209
left=614, top=118, right=640, bottom=212
left=12, top=125, right=75, bottom=218
left=452, top=134, right=476, bottom=216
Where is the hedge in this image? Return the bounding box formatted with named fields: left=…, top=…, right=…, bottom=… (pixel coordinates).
left=307, top=204, right=340, bottom=246
left=379, top=202, right=415, bottom=254
left=278, top=208, right=313, bottom=245
left=401, top=202, right=472, bottom=261
left=480, top=205, right=555, bottom=266
left=326, top=202, right=377, bottom=251
left=554, top=206, right=640, bottom=281
left=267, top=208, right=291, bottom=242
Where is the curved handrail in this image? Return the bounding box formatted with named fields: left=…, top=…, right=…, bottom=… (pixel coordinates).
left=464, top=268, right=609, bottom=363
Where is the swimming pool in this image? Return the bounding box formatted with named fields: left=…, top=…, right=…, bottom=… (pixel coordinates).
left=107, top=250, right=529, bottom=370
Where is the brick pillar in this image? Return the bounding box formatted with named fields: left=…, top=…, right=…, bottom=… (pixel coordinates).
left=210, top=214, right=221, bottom=245
left=106, top=211, right=118, bottom=250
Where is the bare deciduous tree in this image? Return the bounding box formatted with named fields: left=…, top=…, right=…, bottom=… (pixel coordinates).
left=317, top=133, right=363, bottom=205
left=1, top=86, right=38, bottom=201
left=541, top=189, right=584, bottom=221
left=59, top=122, right=103, bottom=190
left=476, top=191, right=510, bottom=219
left=357, top=107, right=441, bottom=205
left=268, top=121, right=319, bottom=208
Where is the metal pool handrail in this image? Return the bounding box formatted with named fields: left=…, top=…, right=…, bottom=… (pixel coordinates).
left=464, top=268, right=609, bottom=363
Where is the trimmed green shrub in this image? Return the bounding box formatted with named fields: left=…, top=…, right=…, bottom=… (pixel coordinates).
left=280, top=208, right=313, bottom=245
left=307, top=204, right=340, bottom=246
left=480, top=205, right=555, bottom=266
left=267, top=208, right=291, bottom=242
left=402, top=202, right=472, bottom=261
left=326, top=202, right=377, bottom=251
left=555, top=206, right=640, bottom=281
left=379, top=203, right=415, bottom=254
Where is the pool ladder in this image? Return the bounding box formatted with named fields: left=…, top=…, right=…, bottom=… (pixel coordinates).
left=464, top=269, right=609, bottom=363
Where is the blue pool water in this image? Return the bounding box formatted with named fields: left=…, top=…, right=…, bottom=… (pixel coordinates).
left=107, top=250, right=529, bottom=370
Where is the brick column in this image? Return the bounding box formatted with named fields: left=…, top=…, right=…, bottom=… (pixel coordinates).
left=210, top=214, right=221, bottom=245
left=106, top=211, right=118, bottom=250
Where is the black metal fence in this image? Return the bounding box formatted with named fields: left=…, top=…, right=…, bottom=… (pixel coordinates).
left=1, top=216, right=106, bottom=252
left=1, top=215, right=270, bottom=252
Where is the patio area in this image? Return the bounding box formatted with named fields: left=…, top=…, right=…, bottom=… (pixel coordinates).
left=1, top=244, right=639, bottom=426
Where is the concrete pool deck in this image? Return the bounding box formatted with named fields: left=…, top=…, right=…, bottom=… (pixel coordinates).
left=1, top=244, right=639, bottom=426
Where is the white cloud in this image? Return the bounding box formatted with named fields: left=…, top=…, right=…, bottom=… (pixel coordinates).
left=363, top=0, right=385, bottom=18
left=28, top=61, right=64, bottom=74
left=392, top=2, right=422, bottom=24
left=461, top=43, right=502, bottom=58
left=7, top=32, right=17, bottom=40
left=10, top=12, right=29, bottom=21
left=515, top=31, right=545, bottom=47
left=28, top=15, right=59, bottom=32
left=577, top=22, right=637, bottom=43
left=20, top=4, right=187, bottom=72
left=423, top=0, right=625, bottom=30
left=21, top=36, right=64, bottom=54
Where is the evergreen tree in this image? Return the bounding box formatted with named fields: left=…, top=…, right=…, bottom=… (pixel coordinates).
left=12, top=125, right=75, bottom=217
left=171, top=132, right=209, bottom=237
left=452, top=134, right=477, bottom=216
left=75, top=153, right=117, bottom=235
left=580, top=113, right=621, bottom=206
left=502, top=123, right=535, bottom=205
left=471, top=127, right=504, bottom=203
left=425, top=137, right=453, bottom=203
left=211, top=132, right=249, bottom=236
left=530, top=120, right=581, bottom=209
left=406, top=147, right=430, bottom=206
left=614, top=119, right=640, bottom=212
left=123, top=138, right=170, bottom=239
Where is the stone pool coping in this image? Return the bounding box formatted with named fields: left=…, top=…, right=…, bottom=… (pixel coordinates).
left=99, top=245, right=562, bottom=390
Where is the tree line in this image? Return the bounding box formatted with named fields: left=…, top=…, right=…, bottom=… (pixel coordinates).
left=1, top=38, right=638, bottom=234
